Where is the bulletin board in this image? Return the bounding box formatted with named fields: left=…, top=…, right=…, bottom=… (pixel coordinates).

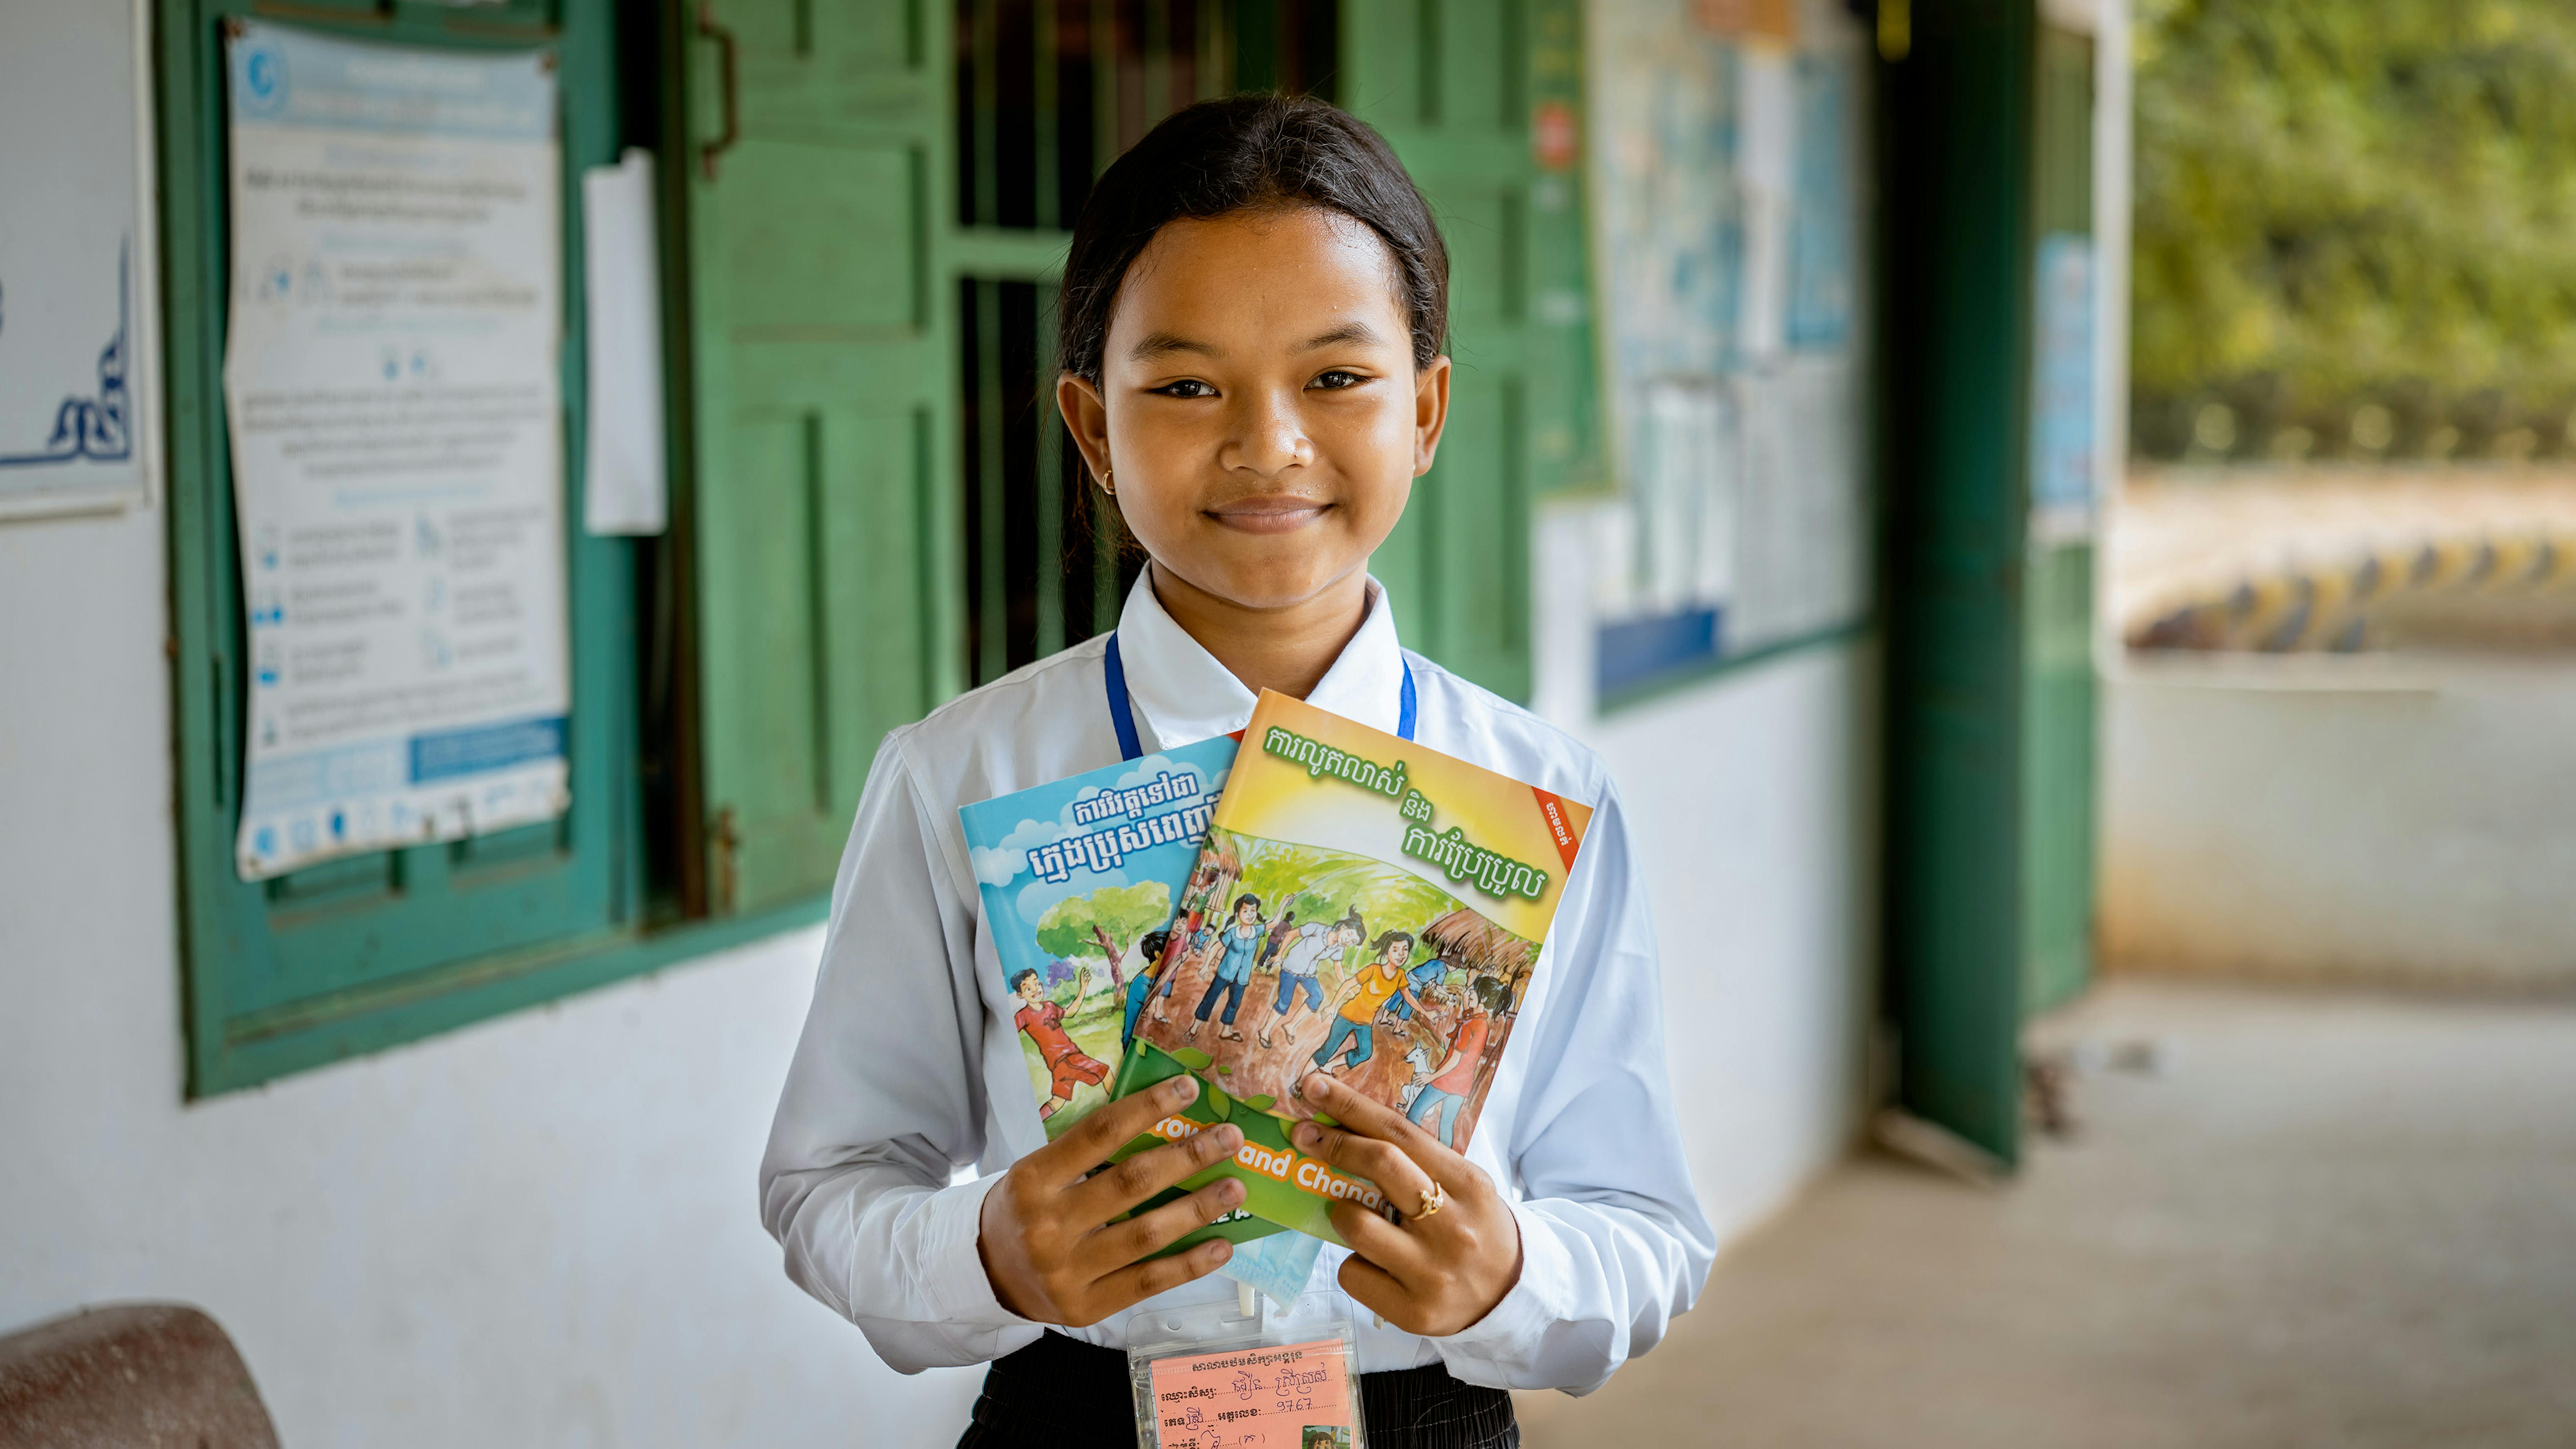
left=1585, top=0, right=1874, bottom=702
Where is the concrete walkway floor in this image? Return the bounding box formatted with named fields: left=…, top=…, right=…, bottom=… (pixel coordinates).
left=1515, top=978, right=2576, bottom=1448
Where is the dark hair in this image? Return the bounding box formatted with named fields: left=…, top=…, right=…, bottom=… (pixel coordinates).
left=1473, top=975, right=1513, bottom=1015
left=1139, top=929, right=1171, bottom=962
left=1371, top=929, right=1415, bottom=957
left=1008, top=968, right=1040, bottom=993
left=1233, top=892, right=1262, bottom=915
left=1056, top=94, right=1450, bottom=388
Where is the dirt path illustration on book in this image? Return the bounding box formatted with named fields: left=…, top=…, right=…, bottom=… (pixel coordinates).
left=1132, top=825, right=1539, bottom=1158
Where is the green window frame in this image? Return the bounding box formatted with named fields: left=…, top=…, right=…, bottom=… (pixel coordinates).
left=160, top=0, right=825, bottom=1096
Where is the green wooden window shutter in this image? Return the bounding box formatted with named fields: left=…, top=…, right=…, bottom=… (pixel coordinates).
left=680, top=0, right=962, bottom=916
left=1341, top=0, right=1552, bottom=703
left=160, top=0, right=651, bottom=1095
left=1521, top=0, right=1607, bottom=505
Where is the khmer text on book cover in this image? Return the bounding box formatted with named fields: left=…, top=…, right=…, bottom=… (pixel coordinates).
left=1108, top=690, right=1593, bottom=1245
left=958, top=735, right=1241, bottom=1136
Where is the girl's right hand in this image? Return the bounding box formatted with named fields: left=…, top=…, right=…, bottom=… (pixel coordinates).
left=976, top=1074, right=1247, bottom=1326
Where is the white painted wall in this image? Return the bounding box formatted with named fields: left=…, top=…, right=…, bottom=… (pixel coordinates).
left=1533, top=498, right=1880, bottom=1246
left=1566, top=649, right=1879, bottom=1241
left=0, top=502, right=985, bottom=1446
left=2101, top=656, right=2576, bottom=990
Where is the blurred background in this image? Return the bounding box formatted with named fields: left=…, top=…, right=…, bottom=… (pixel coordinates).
left=1, top=0, right=2569, bottom=1444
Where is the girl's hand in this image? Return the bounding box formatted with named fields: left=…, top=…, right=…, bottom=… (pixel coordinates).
left=1291, top=1072, right=1523, bottom=1337
left=978, top=1075, right=1248, bottom=1327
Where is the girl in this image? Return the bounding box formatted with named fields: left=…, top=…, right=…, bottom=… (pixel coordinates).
left=1185, top=892, right=1268, bottom=1043
left=1313, top=930, right=1425, bottom=1077
left=1121, top=929, right=1172, bottom=1048
left=761, top=95, right=1713, bottom=1448
left=1258, top=908, right=1364, bottom=1050
left=1406, top=976, right=1510, bottom=1150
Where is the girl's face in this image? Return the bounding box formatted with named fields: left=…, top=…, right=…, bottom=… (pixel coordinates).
left=1236, top=901, right=1259, bottom=924
left=1059, top=205, right=1449, bottom=612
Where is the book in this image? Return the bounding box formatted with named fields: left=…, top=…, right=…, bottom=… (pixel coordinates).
left=958, top=735, right=1290, bottom=1255
left=1107, top=690, right=1594, bottom=1245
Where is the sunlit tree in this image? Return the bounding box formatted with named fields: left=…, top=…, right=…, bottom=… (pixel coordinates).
left=1035, top=881, right=1170, bottom=994
left=2132, top=0, right=2576, bottom=460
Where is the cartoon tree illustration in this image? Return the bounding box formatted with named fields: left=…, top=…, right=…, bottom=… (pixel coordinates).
left=1036, top=881, right=1172, bottom=992
left=1230, top=840, right=1346, bottom=930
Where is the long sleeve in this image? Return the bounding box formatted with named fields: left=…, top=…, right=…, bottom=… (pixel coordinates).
left=1426, top=780, right=1718, bottom=1394
left=758, top=734, right=1043, bottom=1373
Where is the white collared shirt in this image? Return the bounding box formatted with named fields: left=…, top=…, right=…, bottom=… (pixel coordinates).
left=760, top=574, right=1715, bottom=1392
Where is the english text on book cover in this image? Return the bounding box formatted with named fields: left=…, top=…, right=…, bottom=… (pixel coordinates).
left=1110, top=690, right=1593, bottom=1244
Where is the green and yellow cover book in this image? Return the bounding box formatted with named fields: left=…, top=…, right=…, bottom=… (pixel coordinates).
left=1110, top=690, right=1594, bottom=1244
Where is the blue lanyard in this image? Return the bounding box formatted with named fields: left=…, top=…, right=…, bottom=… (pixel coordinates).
left=1103, top=632, right=1416, bottom=763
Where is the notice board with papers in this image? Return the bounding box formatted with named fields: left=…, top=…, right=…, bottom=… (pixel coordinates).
left=1586, top=0, right=1875, bottom=702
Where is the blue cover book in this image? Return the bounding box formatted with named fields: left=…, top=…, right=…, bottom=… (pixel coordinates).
left=958, top=733, right=1326, bottom=1297
left=961, top=735, right=1326, bottom=1285
left=961, top=735, right=1239, bottom=1136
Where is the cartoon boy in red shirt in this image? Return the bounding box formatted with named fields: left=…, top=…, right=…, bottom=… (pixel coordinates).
left=1012, top=966, right=1106, bottom=1120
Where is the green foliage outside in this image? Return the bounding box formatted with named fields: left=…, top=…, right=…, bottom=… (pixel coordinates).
left=2132, top=0, right=2576, bottom=461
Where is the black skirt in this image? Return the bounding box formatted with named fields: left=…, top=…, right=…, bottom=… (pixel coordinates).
left=958, top=1328, right=1520, bottom=1449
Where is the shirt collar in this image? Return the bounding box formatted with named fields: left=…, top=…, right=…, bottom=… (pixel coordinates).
left=1113, top=569, right=1407, bottom=749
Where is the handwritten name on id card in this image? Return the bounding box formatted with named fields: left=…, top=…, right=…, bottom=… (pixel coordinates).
left=1145, top=1337, right=1356, bottom=1449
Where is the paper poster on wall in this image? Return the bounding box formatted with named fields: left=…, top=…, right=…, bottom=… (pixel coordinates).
left=222, top=20, right=571, bottom=880
left=1588, top=0, right=1745, bottom=690
left=1785, top=52, right=1857, bottom=351
left=2029, top=231, right=2096, bottom=536
left=580, top=148, right=667, bottom=536
left=0, top=0, right=149, bottom=518
left=1586, top=0, right=1874, bottom=700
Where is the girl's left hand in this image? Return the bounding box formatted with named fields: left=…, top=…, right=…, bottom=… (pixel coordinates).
left=1291, top=1072, right=1523, bottom=1337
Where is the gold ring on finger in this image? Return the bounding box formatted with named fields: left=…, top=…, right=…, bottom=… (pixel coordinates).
left=1412, top=1180, right=1446, bottom=1222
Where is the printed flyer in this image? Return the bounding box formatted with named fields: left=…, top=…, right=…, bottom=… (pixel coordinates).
left=221, top=21, right=572, bottom=879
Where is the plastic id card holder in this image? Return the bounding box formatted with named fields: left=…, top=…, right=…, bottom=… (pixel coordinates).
left=1128, top=1295, right=1366, bottom=1449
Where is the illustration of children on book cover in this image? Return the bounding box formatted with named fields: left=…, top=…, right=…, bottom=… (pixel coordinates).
left=1120, top=691, right=1591, bottom=1232
left=958, top=736, right=1236, bottom=1139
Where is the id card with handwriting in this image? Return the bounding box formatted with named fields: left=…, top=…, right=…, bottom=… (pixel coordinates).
left=1146, top=1339, right=1354, bottom=1448
left=1127, top=1298, right=1365, bottom=1449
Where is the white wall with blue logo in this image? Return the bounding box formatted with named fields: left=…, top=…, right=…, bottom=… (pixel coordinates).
left=0, top=0, right=156, bottom=518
